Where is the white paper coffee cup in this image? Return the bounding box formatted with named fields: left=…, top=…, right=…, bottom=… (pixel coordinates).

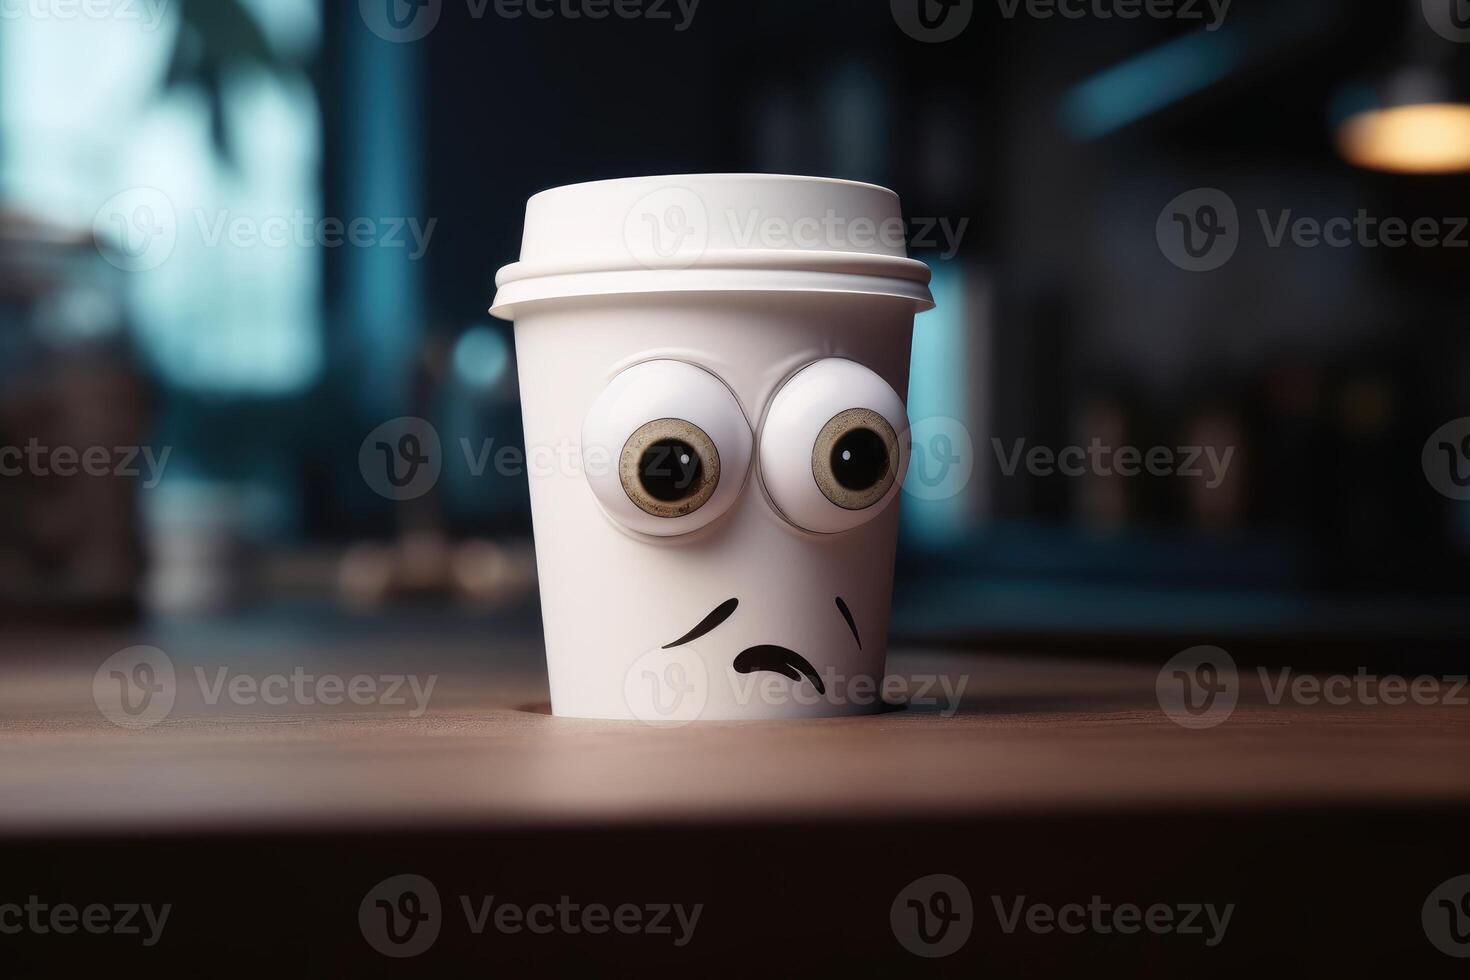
left=491, top=174, right=935, bottom=720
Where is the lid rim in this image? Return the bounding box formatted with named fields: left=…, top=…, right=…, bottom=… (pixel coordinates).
left=495, top=248, right=934, bottom=290
left=490, top=267, right=936, bottom=321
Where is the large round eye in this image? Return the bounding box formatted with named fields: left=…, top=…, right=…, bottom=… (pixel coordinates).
left=760, top=359, right=908, bottom=534
left=583, top=360, right=752, bottom=536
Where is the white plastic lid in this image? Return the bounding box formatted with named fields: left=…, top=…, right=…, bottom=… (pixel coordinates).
left=490, top=174, right=935, bottom=320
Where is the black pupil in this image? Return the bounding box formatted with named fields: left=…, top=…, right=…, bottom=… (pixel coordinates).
left=639, top=439, right=703, bottom=502
left=831, top=428, right=889, bottom=491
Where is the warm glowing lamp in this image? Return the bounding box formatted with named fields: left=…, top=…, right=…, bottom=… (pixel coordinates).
left=1336, top=68, right=1470, bottom=174
left=1334, top=0, right=1470, bottom=178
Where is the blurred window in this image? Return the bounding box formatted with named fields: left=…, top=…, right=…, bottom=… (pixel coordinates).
left=0, top=0, right=322, bottom=393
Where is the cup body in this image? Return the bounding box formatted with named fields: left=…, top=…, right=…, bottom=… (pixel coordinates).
left=492, top=175, right=934, bottom=721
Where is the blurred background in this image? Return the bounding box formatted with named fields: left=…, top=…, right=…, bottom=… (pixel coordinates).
left=3, top=0, right=1469, bottom=655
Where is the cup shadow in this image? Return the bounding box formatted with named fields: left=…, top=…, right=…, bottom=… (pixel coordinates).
left=513, top=700, right=908, bottom=718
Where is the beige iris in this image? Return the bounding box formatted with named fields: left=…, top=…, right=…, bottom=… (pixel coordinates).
left=811, top=408, right=899, bottom=511
left=619, top=418, right=722, bottom=519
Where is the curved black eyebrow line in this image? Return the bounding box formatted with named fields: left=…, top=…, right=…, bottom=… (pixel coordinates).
left=663, top=598, right=739, bottom=649
left=835, top=597, right=861, bottom=649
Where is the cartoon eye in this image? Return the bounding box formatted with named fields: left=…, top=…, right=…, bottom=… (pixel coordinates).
left=582, top=360, right=752, bottom=536
left=760, top=358, right=908, bottom=534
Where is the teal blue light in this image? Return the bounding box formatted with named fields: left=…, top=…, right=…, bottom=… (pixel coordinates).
left=453, top=325, right=511, bottom=390
left=1060, top=29, right=1245, bottom=140
left=903, top=260, right=969, bottom=547
left=345, top=22, right=424, bottom=416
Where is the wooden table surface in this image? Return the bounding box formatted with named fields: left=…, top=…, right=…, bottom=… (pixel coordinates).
left=3, top=610, right=1467, bottom=975
left=2, top=610, right=1467, bottom=836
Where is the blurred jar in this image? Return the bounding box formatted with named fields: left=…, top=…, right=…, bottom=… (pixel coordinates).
left=0, top=208, right=149, bottom=622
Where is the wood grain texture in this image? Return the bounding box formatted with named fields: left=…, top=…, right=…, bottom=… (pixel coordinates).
left=2, top=619, right=1467, bottom=836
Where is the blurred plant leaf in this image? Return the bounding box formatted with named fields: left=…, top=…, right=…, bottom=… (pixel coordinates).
left=161, top=0, right=296, bottom=166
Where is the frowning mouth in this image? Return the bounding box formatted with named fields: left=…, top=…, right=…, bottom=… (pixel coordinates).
left=660, top=596, right=865, bottom=698
left=733, top=645, right=826, bottom=695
